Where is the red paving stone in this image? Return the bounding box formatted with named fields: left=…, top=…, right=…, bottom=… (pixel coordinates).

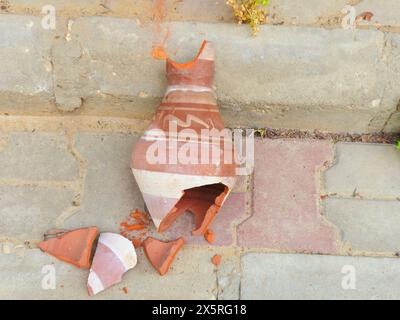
left=237, top=139, right=338, bottom=254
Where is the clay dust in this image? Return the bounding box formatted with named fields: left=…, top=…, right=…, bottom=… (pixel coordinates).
left=120, top=209, right=152, bottom=248
left=151, top=0, right=170, bottom=61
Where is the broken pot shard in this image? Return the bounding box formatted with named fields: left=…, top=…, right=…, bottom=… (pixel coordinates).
left=142, top=237, right=185, bottom=276
left=131, top=40, right=237, bottom=232
left=158, top=183, right=229, bottom=235
left=37, top=227, right=99, bottom=269
left=87, top=233, right=137, bottom=296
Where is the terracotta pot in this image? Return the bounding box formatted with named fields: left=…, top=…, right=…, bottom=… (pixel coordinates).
left=131, top=41, right=237, bottom=234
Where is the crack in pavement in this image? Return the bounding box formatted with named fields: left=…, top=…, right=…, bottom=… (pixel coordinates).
left=55, top=130, right=87, bottom=227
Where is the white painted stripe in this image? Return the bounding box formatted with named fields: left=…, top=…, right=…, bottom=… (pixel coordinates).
left=158, top=107, right=218, bottom=112
left=132, top=169, right=236, bottom=199
left=142, top=129, right=233, bottom=139
left=88, top=271, right=104, bottom=296
left=141, top=134, right=232, bottom=145
left=163, top=91, right=216, bottom=105
left=165, top=85, right=213, bottom=95
left=98, top=233, right=137, bottom=270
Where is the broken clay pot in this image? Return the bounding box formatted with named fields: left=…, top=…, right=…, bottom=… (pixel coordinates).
left=131, top=41, right=237, bottom=233
left=142, top=237, right=185, bottom=276
left=37, top=227, right=99, bottom=269
left=88, top=233, right=137, bottom=296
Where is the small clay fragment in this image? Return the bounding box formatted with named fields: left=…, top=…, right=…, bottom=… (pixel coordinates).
left=131, top=238, right=143, bottom=248
left=130, top=209, right=151, bottom=225
left=142, top=237, right=185, bottom=276
left=87, top=233, right=137, bottom=296
left=120, top=223, right=146, bottom=231
left=211, top=254, right=221, bottom=267
left=37, top=227, right=99, bottom=269
left=120, top=209, right=151, bottom=246
left=356, top=11, right=374, bottom=22
left=204, top=229, right=215, bottom=244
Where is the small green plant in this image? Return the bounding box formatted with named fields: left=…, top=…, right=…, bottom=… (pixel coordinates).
left=227, top=0, right=270, bottom=36
left=396, top=140, right=400, bottom=150
left=254, top=128, right=267, bottom=138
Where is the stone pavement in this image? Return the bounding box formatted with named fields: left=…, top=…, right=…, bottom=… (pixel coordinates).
left=0, top=10, right=399, bottom=132
left=0, top=117, right=400, bottom=299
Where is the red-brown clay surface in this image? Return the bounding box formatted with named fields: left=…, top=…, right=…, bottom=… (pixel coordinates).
left=38, top=227, right=99, bottom=269
left=158, top=183, right=229, bottom=236
left=131, top=238, right=143, bottom=248
left=166, top=40, right=208, bottom=69
left=142, top=237, right=185, bottom=276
